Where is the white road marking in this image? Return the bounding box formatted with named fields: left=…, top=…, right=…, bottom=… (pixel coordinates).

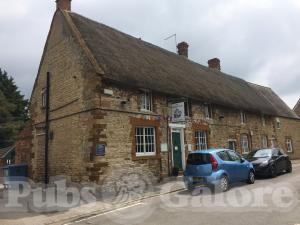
left=63, top=202, right=144, bottom=225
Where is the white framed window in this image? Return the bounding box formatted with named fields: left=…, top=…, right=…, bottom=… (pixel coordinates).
left=195, top=131, right=208, bottom=150
left=275, top=118, right=281, bottom=129
left=140, top=90, right=152, bottom=111
left=261, top=115, right=266, bottom=127
left=286, top=138, right=293, bottom=152
left=240, top=111, right=247, bottom=124
left=204, top=104, right=213, bottom=119
left=261, top=135, right=268, bottom=148
left=135, top=126, right=156, bottom=156
left=241, top=134, right=249, bottom=154
left=41, top=88, right=47, bottom=108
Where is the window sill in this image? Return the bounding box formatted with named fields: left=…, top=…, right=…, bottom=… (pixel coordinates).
left=140, top=109, right=153, bottom=114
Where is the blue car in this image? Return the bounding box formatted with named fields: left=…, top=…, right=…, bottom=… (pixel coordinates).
left=183, top=149, right=255, bottom=192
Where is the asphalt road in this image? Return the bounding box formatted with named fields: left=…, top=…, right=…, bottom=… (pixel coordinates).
left=67, top=164, right=300, bottom=225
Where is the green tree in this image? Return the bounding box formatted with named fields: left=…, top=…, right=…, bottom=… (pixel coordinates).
left=0, top=69, right=28, bottom=148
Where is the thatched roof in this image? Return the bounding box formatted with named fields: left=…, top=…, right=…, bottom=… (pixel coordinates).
left=66, top=11, right=298, bottom=119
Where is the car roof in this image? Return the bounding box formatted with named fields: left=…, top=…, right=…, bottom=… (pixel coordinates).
left=191, top=149, right=230, bottom=154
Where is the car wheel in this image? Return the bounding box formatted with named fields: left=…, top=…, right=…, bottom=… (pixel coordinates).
left=286, top=161, right=292, bottom=173
left=270, top=165, right=277, bottom=178
left=218, top=175, right=229, bottom=192
left=247, top=170, right=255, bottom=184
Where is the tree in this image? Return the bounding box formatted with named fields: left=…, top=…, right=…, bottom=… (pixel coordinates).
left=0, top=68, right=28, bottom=148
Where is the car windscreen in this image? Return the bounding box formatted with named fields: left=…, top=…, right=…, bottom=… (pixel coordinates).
left=249, top=149, right=272, bottom=158
left=187, top=153, right=211, bottom=165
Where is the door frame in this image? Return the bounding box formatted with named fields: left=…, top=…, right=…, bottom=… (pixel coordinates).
left=169, top=123, right=186, bottom=170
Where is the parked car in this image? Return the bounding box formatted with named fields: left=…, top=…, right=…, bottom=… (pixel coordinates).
left=247, top=148, right=292, bottom=178
left=183, top=149, right=255, bottom=192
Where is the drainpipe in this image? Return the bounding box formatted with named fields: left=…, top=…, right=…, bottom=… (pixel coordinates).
left=44, top=72, right=50, bottom=185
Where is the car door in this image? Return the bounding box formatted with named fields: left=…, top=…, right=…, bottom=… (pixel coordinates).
left=227, top=150, right=249, bottom=181
left=273, top=149, right=285, bottom=173
left=216, top=151, right=237, bottom=180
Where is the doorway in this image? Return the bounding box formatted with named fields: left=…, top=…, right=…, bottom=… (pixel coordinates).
left=172, top=131, right=183, bottom=170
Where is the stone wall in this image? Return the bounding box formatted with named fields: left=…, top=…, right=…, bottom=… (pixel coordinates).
left=30, top=11, right=96, bottom=182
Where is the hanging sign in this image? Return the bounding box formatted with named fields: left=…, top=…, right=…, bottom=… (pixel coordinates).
left=171, top=102, right=185, bottom=122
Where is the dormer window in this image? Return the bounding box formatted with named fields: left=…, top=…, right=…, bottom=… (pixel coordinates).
left=140, top=89, right=152, bottom=112
left=240, top=111, right=247, bottom=124
left=204, top=104, right=213, bottom=119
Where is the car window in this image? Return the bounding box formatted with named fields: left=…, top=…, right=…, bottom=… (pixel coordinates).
left=217, top=151, right=231, bottom=161
left=272, top=149, right=279, bottom=157
left=251, top=149, right=272, bottom=158
left=277, top=149, right=284, bottom=155
left=227, top=151, right=241, bottom=162
left=187, top=153, right=211, bottom=165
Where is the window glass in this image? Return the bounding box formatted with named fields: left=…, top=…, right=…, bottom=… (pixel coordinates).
left=249, top=149, right=272, bottom=158
left=204, top=104, right=213, bottom=119
left=240, top=111, right=246, bottom=124
left=195, top=131, right=208, bottom=150
left=140, top=90, right=152, bottom=111
left=286, top=139, right=293, bottom=152
left=187, top=153, right=211, bottom=165
left=261, top=135, right=268, bottom=148
left=41, top=89, right=47, bottom=108
left=135, top=127, right=156, bottom=156
left=227, top=151, right=241, bottom=162
left=240, top=134, right=249, bottom=153
left=217, top=151, right=231, bottom=161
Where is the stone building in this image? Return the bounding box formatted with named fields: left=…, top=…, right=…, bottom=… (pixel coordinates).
left=294, top=99, right=300, bottom=117
left=29, top=0, right=300, bottom=184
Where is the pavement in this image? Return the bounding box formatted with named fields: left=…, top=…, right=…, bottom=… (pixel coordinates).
left=1, top=160, right=300, bottom=225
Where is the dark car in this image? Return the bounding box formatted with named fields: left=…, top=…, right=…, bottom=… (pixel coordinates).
left=247, top=148, right=292, bottom=177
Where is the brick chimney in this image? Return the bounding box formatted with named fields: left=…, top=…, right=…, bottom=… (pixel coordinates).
left=208, top=58, right=221, bottom=70
left=177, top=42, right=189, bottom=57
left=56, top=0, right=72, bottom=11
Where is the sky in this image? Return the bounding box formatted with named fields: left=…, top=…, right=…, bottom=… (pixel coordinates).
left=0, top=0, right=300, bottom=109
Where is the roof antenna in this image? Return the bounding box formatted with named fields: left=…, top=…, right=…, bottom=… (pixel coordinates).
left=164, top=34, right=177, bottom=51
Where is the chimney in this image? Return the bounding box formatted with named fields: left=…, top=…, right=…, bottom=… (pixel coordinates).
left=56, top=0, right=72, bottom=11
left=177, top=42, right=189, bottom=57
left=208, top=58, right=221, bottom=70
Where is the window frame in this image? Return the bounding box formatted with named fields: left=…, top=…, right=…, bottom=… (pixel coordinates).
left=240, top=134, right=250, bottom=154
left=195, top=130, right=208, bottom=150
left=286, top=138, right=293, bottom=153
left=204, top=104, right=213, bottom=119
left=228, top=139, right=237, bottom=151
left=139, top=89, right=153, bottom=112
left=240, top=111, right=247, bottom=124
left=275, top=118, right=281, bottom=129
left=135, top=126, right=156, bottom=156
left=261, top=135, right=268, bottom=149
left=261, top=115, right=266, bottom=127
left=41, top=88, right=47, bottom=108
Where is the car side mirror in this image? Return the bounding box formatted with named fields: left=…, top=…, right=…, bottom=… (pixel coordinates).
left=240, top=158, right=245, bottom=163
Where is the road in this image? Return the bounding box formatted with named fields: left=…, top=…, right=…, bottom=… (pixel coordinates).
left=66, top=165, right=300, bottom=225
